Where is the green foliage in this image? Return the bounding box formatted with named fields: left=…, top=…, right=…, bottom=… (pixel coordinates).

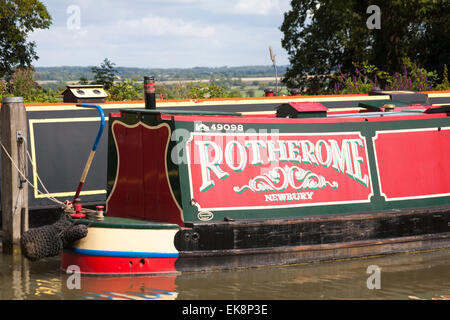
left=0, top=78, right=7, bottom=96
left=281, top=0, right=450, bottom=93
left=78, top=76, right=89, bottom=85
left=0, top=67, right=62, bottom=102
left=24, top=87, right=63, bottom=103
left=8, top=67, right=39, bottom=100
left=186, top=82, right=236, bottom=99
left=35, top=65, right=287, bottom=82
left=91, top=58, right=119, bottom=90
left=333, top=60, right=439, bottom=94
left=156, top=83, right=190, bottom=100
left=436, top=65, right=450, bottom=90
left=0, top=0, right=52, bottom=78
left=107, top=78, right=143, bottom=101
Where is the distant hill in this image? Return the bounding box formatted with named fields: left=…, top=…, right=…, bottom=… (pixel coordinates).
left=34, top=65, right=287, bottom=82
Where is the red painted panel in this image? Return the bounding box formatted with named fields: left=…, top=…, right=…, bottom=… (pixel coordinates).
left=61, top=251, right=177, bottom=275
left=374, top=128, right=450, bottom=200
left=107, top=123, right=145, bottom=220
left=187, top=132, right=373, bottom=211
left=107, top=122, right=183, bottom=225
left=142, top=124, right=183, bottom=225
left=280, top=102, right=328, bottom=112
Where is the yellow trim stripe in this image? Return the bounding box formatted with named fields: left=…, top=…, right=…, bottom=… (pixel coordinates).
left=25, top=95, right=393, bottom=112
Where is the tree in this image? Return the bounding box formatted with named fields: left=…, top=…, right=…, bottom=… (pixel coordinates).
left=0, top=0, right=52, bottom=79
left=280, top=0, right=450, bottom=93
left=91, top=58, right=119, bottom=90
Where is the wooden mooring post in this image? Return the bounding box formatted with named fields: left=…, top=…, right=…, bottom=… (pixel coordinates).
left=1, top=97, right=28, bottom=254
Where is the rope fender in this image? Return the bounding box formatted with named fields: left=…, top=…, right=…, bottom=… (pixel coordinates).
left=20, top=214, right=88, bottom=261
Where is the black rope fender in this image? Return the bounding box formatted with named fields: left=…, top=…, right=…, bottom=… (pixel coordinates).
left=20, top=214, right=88, bottom=261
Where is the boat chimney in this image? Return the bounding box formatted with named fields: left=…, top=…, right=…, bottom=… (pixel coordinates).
left=144, top=76, right=156, bottom=109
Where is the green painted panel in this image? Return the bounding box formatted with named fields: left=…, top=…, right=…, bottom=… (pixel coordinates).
left=73, top=216, right=180, bottom=229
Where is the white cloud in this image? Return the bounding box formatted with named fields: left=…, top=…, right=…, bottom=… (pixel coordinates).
left=233, top=0, right=285, bottom=15
left=121, top=16, right=215, bottom=38
left=30, top=0, right=290, bottom=67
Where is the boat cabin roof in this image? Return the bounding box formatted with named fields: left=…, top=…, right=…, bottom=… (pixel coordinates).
left=117, top=99, right=449, bottom=122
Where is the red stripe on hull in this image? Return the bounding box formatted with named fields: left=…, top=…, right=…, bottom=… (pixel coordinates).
left=61, top=251, right=178, bottom=275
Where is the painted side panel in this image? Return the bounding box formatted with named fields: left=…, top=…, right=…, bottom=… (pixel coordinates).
left=172, top=115, right=450, bottom=222
left=60, top=225, right=179, bottom=275
left=72, top=227, right=179, bottom=255
left=107, top=109, right=450, bottom=223
left=106, top=121, right=183, bottom=225
left=187, top=131, right=373, bottom=212
left=61, top=252, right=177, bottom=275
left=373, top=127, right=450, bottom=201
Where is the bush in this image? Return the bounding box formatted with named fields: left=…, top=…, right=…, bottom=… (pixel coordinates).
left=435, top=65, right=450, bottom=90
left=156, top=83, right=189, bottom=100
left=186, top=82, right=238, bottom=99
left=107, top=78, right=143, bottom=101
left=332, top=60, right=439, bottom=94
left=8, top=68, right=40, bottom=100
left=0, top=68, right=63, bottom=102
left=0, top=79, right=7, bottom=98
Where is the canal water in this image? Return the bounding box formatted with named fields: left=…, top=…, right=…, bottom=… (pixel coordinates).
left=1, top=248, right=449, bottom=300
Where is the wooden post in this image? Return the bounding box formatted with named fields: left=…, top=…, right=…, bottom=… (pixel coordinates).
left=1, top=97, right=28, bottom=253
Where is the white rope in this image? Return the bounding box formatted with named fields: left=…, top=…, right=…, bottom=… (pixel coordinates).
left=26, top=148, right=64, bottom=205
left=0, top=139, right=64, bottom=206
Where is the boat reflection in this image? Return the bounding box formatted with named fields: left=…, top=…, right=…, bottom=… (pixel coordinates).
left=1, top=247, right=449, bottom=300
left=60, top=274, right=178, bottom=300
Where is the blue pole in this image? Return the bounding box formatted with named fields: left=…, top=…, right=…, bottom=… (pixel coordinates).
left=73, top=104, right=105, bottom=202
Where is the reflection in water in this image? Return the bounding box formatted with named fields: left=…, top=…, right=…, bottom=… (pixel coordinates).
left=0, top=248, right=449, bottom=300
left=61, top=274, right=178, bottom=300
left=0, top=254, right=178, bottom=300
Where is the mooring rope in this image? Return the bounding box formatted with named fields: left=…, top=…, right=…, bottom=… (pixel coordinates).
left=0, top=138, right=64, bottom=206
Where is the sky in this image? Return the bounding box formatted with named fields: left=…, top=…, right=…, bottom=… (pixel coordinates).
left=29, top=0, right=292, bottom=68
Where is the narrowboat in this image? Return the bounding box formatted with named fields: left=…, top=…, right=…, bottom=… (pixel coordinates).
left=60, top=80, right=450, bottom=275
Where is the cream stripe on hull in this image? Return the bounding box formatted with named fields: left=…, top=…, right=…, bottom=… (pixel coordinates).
left=74, top=227, right=178, bottom=254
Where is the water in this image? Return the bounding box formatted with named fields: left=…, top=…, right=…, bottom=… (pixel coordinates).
left=1, top=248, right=450, bottom=300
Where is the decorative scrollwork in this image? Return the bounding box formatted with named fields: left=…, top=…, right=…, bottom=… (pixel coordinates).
left=233, top=165, right=338, bottom=193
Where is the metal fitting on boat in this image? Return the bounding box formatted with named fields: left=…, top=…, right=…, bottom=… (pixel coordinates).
left=383, top=104, right=396, bottom=112
left=144, top=76, right=156, bottom=110
left=95, top=205, right=104, bottom=221
left=69, top=198, right=86, bottom=219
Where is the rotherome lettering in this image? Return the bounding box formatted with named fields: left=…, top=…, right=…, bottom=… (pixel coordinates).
left=195, top=137, right=369, bottom=192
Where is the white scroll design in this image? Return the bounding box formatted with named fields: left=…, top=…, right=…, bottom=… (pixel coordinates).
left=233, top=165, right=338, bottom=193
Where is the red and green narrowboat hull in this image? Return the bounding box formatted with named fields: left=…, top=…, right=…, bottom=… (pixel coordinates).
left=61, top=95, right=450, bottom=275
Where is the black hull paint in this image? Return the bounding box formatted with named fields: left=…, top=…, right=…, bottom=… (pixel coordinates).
left=175, top=205, right=450, bottom=272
